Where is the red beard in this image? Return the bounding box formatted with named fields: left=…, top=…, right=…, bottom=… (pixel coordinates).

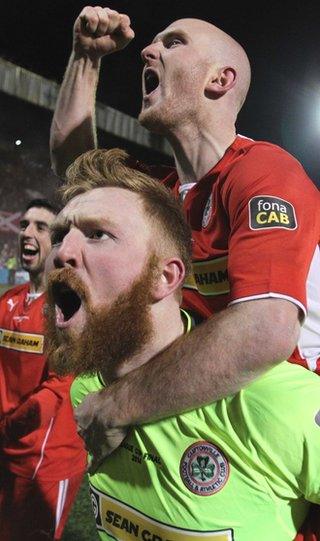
left=45, top=255, right=159, bottom=383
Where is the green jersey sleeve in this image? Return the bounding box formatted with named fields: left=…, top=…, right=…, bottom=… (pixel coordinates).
left=70, top=373, right=104, bottom=408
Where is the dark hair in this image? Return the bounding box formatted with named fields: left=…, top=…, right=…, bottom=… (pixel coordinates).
left=26, top=198, right=60, bottom=215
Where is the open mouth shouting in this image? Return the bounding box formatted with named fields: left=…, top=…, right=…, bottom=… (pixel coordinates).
left=143, top=68, right=160, bottom=98
left=21, top=242, right=39, bottom=265
left=46, top=270, right=88, bottom=331
left=52, top=282, right=82, bottom=326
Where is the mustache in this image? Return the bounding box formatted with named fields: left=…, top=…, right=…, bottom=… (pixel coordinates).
left=46, top=253, right=159, bottom=380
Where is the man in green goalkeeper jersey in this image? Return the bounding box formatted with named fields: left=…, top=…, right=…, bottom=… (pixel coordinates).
left=45, top=148, right=320, bottom=541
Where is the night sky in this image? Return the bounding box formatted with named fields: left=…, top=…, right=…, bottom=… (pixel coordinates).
left=1, top=0, right=320, bottom=183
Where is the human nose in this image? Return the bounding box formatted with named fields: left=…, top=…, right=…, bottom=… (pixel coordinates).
left=53, top=228, right=83, bottom=269
left=21, top=223, right=36, bottom=237
left=141, top=42, right=161, bottom=63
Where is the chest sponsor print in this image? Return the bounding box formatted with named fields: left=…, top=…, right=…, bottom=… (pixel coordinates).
left=90, top=484, right=234, bottom=540
left=180, top=441, right=229, bottom=496
left=249, top=196, right=297, bottom=230
left=0, top=328, right=44, bottom=353
left=184, top=257, right=229, bottom=297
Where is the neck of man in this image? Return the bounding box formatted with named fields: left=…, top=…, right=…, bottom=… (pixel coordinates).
left=102, top=299, right=185, bottom=382
left=166, top=108, right=237, bottom=184
left=29, top=270, right=45, bottom=295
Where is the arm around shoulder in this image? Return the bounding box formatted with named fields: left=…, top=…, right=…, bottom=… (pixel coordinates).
left=75, top=297, right=301, bottom=461
left=106, top=297, right=300, bottom=422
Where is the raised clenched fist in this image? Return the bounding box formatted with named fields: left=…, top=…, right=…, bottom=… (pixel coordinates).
left=73, top=6, right=135, bottom=60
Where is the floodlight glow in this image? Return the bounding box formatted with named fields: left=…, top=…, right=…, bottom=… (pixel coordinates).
left=15, top=139, right=22, bottom=146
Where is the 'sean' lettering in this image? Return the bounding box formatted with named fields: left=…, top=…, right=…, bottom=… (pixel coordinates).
left=120, top=517, right=139, bottom=536
left=105, top=510, right=139, bottom=536
left=105, top=510, right=114, bottom=524
left=112, top=513, right=121, bottom=528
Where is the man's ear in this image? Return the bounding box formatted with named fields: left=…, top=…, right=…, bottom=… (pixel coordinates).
left=205, top=66, right=236, bottom=98
left=152, top=258, right=185, bottom=301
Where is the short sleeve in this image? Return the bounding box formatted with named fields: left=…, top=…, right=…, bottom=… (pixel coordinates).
left=223, top=144, right=320, bottom=314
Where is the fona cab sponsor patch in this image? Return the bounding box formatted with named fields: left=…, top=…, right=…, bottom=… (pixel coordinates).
left=248, top=195, right=297, bottom=230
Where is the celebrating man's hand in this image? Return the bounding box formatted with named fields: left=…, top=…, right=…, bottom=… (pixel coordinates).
left=73, top=6, right=135, bottom=60
left=74, top=390, right=128, bottom=474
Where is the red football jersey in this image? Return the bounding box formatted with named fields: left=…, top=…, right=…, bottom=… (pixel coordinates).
left=158, top=135, right=320, bottom=373
left=0, top=283, right=86, bottom=480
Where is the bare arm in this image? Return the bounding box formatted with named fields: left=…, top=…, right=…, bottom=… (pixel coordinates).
left=50, top=6, right=134, bottom=178
left=50, top=52, right=99, bottom=178
left=75, top=298, right=300, bottom=467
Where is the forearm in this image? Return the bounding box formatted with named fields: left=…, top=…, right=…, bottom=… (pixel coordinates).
left=50, top=52, right=99, bottom=177
left=101, top=299, right=300, bottom=427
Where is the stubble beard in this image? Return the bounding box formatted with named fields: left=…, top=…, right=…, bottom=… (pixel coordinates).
left=138, top=83, right=185, bottom=135
left=21, top=254, right=41, bottom=276
left=139, top=94, right=202, bottom=138
left=139, top=103, right=171, bottom=135
left=45, top=256, right=159, bottom=383
left=139, top=63, right=209, bottom=135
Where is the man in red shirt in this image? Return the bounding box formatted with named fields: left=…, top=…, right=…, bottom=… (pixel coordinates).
left=49, top=8, right=320, bottom=539
left=0, top=199, right=86, bottom=541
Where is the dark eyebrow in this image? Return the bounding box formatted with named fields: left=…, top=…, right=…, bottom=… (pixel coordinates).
left=20, top=219, right=50, bottom=228
left=36, top=221, right=50, bottom=228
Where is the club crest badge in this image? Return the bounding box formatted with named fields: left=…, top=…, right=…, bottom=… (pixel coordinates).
left=180, top=441, right=229, bottom=496
left=202, top=194, right=213, bottom=228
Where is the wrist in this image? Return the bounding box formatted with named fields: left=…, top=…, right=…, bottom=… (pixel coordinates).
left=72, top=50, right=101, bottom=71
left=100, top=379, right=135, bottom=429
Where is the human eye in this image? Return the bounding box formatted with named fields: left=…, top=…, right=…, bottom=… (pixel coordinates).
left=87, top=230, right=113, bottom=241
left=37, top=223, right=49, bottom=232
left=165, top=35, right=184, bottom=48
left=19, top=220, right=28, bottom=231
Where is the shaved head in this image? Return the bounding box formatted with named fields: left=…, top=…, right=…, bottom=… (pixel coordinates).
left=166, top=18, right=251, bottom=112
left=140, top=16, right=251, bottom=134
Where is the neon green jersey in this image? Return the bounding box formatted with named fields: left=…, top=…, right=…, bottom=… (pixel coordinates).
left=71, top=362, right=320, bottom=541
